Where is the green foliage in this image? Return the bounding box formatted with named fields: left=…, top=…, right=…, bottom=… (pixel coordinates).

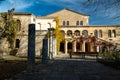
left=100, top=51, right=120, bottom=60
left=53, top=26, right=65, bottom=52
left=46, top=17, right=65, bottom=52
left=53, top=17, right=65, bottom=52
left=0, top=11, right=19, bottom=49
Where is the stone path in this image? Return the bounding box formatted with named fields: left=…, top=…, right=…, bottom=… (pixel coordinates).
left=10, top=56, right=120, bottom=80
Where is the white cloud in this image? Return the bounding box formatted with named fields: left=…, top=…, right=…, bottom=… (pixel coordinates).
left=0, top=0, right=33, bottom=12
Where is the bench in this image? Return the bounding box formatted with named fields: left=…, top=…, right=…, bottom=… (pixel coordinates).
left=69, top=52, right=98, bottom=59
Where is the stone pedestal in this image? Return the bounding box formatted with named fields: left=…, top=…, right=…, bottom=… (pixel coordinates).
left=42, top=39, right=48, bottom=64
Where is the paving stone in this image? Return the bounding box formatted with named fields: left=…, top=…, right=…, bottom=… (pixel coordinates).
left=9, top=55, right=120, bottom=80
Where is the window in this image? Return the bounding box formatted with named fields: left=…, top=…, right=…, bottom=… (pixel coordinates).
left=82, top=30, right=88, bottom=37
left=76, top=21, right=79, bottom=26
left=112, top=30, right=116, bottom=37
left=60, top=30, right=65, bottom=35
left=80, top=21, right=83, bottom=25
left=67, top=21, right=69, bottom=25
left=16, top=19, right=21, bottom=31
left=15, top=39, right=20, bottom=48
left=94, top=30, right=98, bottom=38
left=99, top=30, right=102, bottom=38
left=67, top=30, right=72, bottom=36
left=63, top=21, right=65, bottom=26
left=108, top=30, right=111, bottom=38
left=74, top=30, right=80, bottom=36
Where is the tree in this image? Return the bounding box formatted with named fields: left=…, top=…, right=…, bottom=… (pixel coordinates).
left=0, top=8, right=19, bottom=50
left=53, top=17, right=65, bottom=52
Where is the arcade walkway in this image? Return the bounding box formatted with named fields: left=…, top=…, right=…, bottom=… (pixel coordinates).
left=10, top=55, right=120, bottom=80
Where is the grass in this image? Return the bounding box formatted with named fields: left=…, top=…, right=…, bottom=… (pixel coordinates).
left=0, top=56, right=41, bottom=80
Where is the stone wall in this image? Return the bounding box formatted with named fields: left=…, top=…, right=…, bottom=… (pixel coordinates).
left=16, top=30, right=47, bottom=57
left=47, top=9, right=89, bottom=26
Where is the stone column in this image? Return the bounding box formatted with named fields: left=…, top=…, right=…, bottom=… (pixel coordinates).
left=28, top=24, right=35, bottom=65
left=73, top=40, right=76, bottom=52
left=48, top=28, right=54, bottom=59
left=96, top=46, right=99, bottom=52
left=53, top=37, right=57, bottom=57
left=82, top=41, right=85, bottom=52
left=65, top=40, right=68, bottom=54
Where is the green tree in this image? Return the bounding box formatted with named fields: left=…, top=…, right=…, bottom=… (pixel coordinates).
left=0, top=8, right=19, bottom=49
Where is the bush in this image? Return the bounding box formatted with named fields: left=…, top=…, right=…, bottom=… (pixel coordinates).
left=9, top=48, right=18, bottom=56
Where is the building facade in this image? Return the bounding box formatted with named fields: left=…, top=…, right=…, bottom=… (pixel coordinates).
left=46, top=8, right=120, bottom=54
left=1, top=8, right=120, bottom=56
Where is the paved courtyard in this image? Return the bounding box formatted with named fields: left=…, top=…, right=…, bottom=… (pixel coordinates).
left=10, top=54, right=120, bottom=80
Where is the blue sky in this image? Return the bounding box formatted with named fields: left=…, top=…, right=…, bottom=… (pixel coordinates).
left=0, top=0, right=120, bottom=25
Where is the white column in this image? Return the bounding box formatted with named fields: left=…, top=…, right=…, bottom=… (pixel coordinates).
left=97, top=46, right=99, bottom=52
left=52, top=38, right=57, bottom=56
left=65, top=40, right=68, bottom=54
left=48, top=28, right=54, bottom=59
left=83, top=41, right=85, bottom=52
left=73, top=40, right=76, bottom=52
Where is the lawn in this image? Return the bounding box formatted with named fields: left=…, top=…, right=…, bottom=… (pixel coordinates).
left=0, top=56, right=41, bottom=80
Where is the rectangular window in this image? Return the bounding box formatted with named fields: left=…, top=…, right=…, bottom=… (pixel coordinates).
left=80, top=21, right=83, bottom=25
left=67, top=21, right=69, bottom=25
left=63, top=21, right=65, bottom=26
left=76, top=21, right=79, bottom=26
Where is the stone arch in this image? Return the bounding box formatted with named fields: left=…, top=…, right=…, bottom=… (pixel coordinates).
left=37, top=23, right=41, bottom=30
left=60, top=30, right=65, bottom=35
left=108, top=30, right=111, bottom=38
left=94, top=30, right=98, bottom=37
left=67, top=30, right=72, bottom=36
left=16, top=19, right=21, bottom=31
left=99, top=30, right=102, bottom=38
left=112, top=30, right=116, bottom=37
left=82, top=30, right=88, bottom=37
left=15, top=39, right=20, bottom=48
left=74, top=30, right=80, bottom=36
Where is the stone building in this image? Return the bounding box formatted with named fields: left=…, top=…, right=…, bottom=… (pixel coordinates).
left=1, top=8, right=120, bottom=56
left=46, top=8, right=120, bottom=54
left=12, top=13, right=57, bottom=56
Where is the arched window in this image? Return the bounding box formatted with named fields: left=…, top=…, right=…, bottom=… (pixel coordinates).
left=80, top=21, right=83, bottom=25
left=108, top=30, right=111, bottom=38
left=67, top=30, right=72, bottom=36
left=82, top=30, right=88, bottom=37
left=67, top=21, right=69, bottom=25
left=15, top=39, right=20, bottom=48
left=63, top=21, right=65, bottom=26
left=99, top=30, right=102, bottom=38
left=94, top=30, right=98, bottom=37
left=112, top=30, right=116, bottom=37
left=74, top=30, right=80, bottom=36
left=76, top=21, right=79, bottom=26
left=60, top=30, right=65, bottom=35
left=16, top=19, right=21, bottom=31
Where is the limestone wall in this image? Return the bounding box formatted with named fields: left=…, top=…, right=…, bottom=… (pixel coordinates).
left=47, top=9, right=89, bottom=26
